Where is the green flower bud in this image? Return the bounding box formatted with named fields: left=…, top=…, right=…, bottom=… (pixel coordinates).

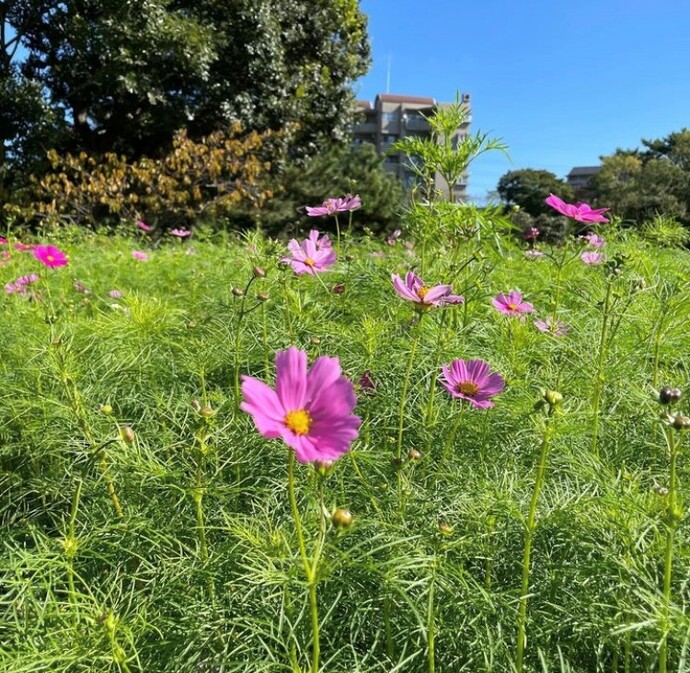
left=100, top=404, right=113, bottom=415
left=407, top=449, right=422, bottom=461
left=120, top=426, right=136, bottom=444
left=252, top=265, right=266, bottom=278
left=331, top=508, right=353, bottom=528
left=257, top=291, right=270, bottom=302
left=232, top=287, right=244, bottom=298
left=438, top=522, right=454, bottom=536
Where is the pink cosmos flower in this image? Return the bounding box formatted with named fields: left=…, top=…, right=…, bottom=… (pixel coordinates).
left=534, top=317, right=571, bottom=336
left=2, top=251, right=11, bottom=259
left=308, top=229, right=332, bottom=251
left=14, top=242, right=36, bottom=251
left=241, top=347, right=361, bottom=463
left=305, top=194, right=362, bottom=217
left=440, top=359, right=505, bottom=409
left=34, top=245, right=69, bottom=268
left=137, top=220, right=153, bottom=232
left=545, top=194, right=610, bottom=223
left=170, top=228, right=192, bottom=238
left=392, top=271, right=464, bottom=308
left=386, top=229, right=402, bottom=246
left=582, top=232, right=605, bottom=248
left=109, top=290, right=124, bottom=298
left=0, top=237, right=7, bottom=245
left=524, top=249, right=544, bottom=260
left=282, top=236, right=336, bottom=275
left=492, top=291, right=534, bottom=317
left=6, top=273, right=40, bottom=294
left=581, top=251, right=604, bottom=265
left=132, top=250, right=149, bottom=261
left=524, top=227, right=540, bottom=241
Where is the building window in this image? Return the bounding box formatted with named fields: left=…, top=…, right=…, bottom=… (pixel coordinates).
left=381, top=111, right=397, bottom=122
left=382, top=134, right=399, bottom=146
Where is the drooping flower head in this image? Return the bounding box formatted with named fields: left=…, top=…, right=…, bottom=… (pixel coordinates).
left=308, top=229, right=333, bottom=251
left=392, top=271, right=464, bottom=309
left=170, top=228, right=192, bottom=238
left=137, top=220, right=153, bottom=233
left=282, top=236, right=337, bottom=275
left=241, top=347, right=361, bottom=463
left=545, top=194, right=610, bottom=223
left=305, top=194, right=362, bottom=217
left=34, top=245, right=69, bottom=268
left=132, top=250, right=149, bottom=261
left=492, top=291, right=534, bottom=317
left=581, top=251, right=604, bottom=265
left=534, top=316, right=571, bottom=336
left=440, top=359, right=505, bottom=409
left=582, top=232, right=605, bottom=248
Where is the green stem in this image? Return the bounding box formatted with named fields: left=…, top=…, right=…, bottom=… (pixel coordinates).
left=335, top=214, right=341, bottom=258
left=515, top=415, right=554, bottom=673
left=262, top=302, right=270, bottom=378
left=424, top=311, right=448, bottom=427
left=99, top=450, right=124, bottom=518
left=427, top=558, right=437, bottom=673
left=233, top=276, right=256, bottom=408
left=65, top=479, right=83, bottom=621
left=384, top=588, right=394, bottom=660
left=659, top=427, right=681, bottom=673
left=287, top=452, right=320, bottom=673
left=591, top=279, right=613, bottom=457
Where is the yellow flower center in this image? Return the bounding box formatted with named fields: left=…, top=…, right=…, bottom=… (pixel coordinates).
left=456, top=382, right=479, bottom=396
left=417, top=286, right=430, bottom=300
left=285, top=409, right=312, bottom=435
left=304, top=258, right=315, bottom=267
left=508, top=303, right=518, bottom=311
left=47, top=255, right=55, bottom=262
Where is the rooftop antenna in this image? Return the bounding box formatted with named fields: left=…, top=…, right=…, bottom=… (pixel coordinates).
left=386, top=52, right=391, bottom=93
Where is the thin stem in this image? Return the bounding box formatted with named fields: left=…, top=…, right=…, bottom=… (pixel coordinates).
left=98, top=450, right=124, bottom=518
left=233, top=276, right=256, bottom=408
left=262, top=302, right=270, bottom=378
left=335, top=214, right=341, bottom=258
left=515, top=414, right=554, bottom=673
left=591, top=278, right=614, bottom=457
left=424, top=311, right=448, bottom=427
left=65, top=479, right=83, bottom=622
left=427, top=557, right=437, bottom=673
left=287, top=452, right=320, bottom=673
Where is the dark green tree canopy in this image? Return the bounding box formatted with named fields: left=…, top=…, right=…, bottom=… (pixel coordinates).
left=2, top=0, right=370, bottom=174
left=496, top=168, right=574, bottom=216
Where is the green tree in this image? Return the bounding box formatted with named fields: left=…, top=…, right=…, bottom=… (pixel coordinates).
left=497, top=168, right=574, bottom=216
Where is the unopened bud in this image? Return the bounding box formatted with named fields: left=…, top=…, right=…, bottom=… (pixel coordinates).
left=653, top=484, right=669, bottom=497
left=672, top=414, right=690, bottom=431
left=438, top=522, right=454, bottom=536
left=331, top=508, right=353, bottom=528
left=62, top=536, right=78, bottom=557
left=408, top=449, right=422, bottom=461
left=200, top=405, right=215, bottom=418
left=191, top=399, right=202, bottom=412
left=543, top=390, right=564, bottom=407
left=332, top=283, right=345, bottom=294
left=232, top=287, right=244, bottom=298
left=252, top=265, right=266, bottom=278
left=345, top=254, right=354, bottom=262
left=257, top=291, right=269, bottom=302
left=186, top=321, right=197, bottom=329
left=310, top=336, right=321, bottom=345
left=659, top=387, right=682, bottom=405
left=314, top=460, right=334, bottom=476
left=120, top=426, right=136, bottom=443
left=100, top=404, right=113, bottom=415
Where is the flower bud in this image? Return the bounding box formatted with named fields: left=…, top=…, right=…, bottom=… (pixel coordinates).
left=314, top=460, right=334, bottom=476
left=62, top=536, right=78, bottom=557
left=653, top=484, right=669, bottom=497
left=232, top=287, right=244, bottom=298
left=120, top=426, right=136, bottom=443
left=191, top=399, right=202, bottom=412
left=186, top=321, right=197, bottom=329
left=100, top=404, right=113, bottom=415
left=659, top=387, right=682, bottom=405
left=438, top=522, right=454, bottom=536
left=345, top=254, right=354, bottom=262
left=672, top=414, right=690, bottom=431
left=543, top=390, right=564, bottom=407
left=331, top=508, right=353, bottom=528
left=408, top=449, right=421, bottom=461
left=257, top=291, right=270, bottom=302
left=310, top=336, right=321, bottom=345
left=252, top=265, right=266, bottom=278
left=332, top=283, right=345, bottom=294
left=200, top=405, right=215, bottom=418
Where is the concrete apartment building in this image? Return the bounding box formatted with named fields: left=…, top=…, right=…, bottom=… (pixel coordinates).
left=352, top=93, right=471, bottom=200
left=566, top=166, right=601, bottom=200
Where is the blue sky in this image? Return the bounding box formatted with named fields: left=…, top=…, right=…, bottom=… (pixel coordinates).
left=354, top=0, right=690, bottom=201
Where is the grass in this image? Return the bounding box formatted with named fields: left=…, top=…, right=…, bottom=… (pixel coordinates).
left=1, top=220, right=690, bottom=672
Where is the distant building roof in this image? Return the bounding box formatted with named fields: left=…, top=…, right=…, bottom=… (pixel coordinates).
left=356, top=100, right=373, bottom=110
left=568, top=166, right=601, bottom=177
left=377, top=94, right=436, bottom=105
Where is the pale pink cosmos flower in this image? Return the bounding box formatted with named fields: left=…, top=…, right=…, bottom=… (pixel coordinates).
left=581, top=251, right=604, bottom=265
left=582, top=232, right=605, bottom=248
left=545, top=194, right=610, bottom=223
left=241, top=347, right=360, bottom=463
left=2, top=251, right=11, bottom=259
left=524, top=249, right=544, bottom=260
left=440, top=359, right=505, bottom=409
left=137, top=220, right=153, bottom=232
left=170, top=228, right=192, bottom=238
left=282, top=236, right=336, bottom=275
left=308, top=229, right=332, bottom=251
left=534, top=317, right=572, bottom=336
left=6, top=273, right=40, bottom=294
left=109, top=290, right=124, bottom=298
left=305, top=194, right=362, bottom=217
left=524, top=227, right=540, bottom=241
left=14, top=242, right=36, bottom=251
left=132, top=250, right=149, bottom=261
left=492, top=291, right=534, bottom=317
left=34, top=245, right=69, bottom=268
left=386, top=229, right=402, bottom=246
left=392, top=271, right=464, bottom=308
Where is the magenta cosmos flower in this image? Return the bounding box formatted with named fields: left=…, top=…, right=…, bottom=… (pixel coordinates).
left=34, top=245, right=68, bottom=268
left=305, top=194, right=362, bottom=217
left=440, top=359, right=505, bottom=409
left=308, top=229, right=332, bottom=251
left=170, top=228, right=192, bottom=238
left=492, top=291, right=534, bottom=317
left=137, top=220, right=153, bottom=232
left=282, top=236, right=336, bottom=275
left=241, top=347, right=361, bottom=463
left=581, top=251, right=604, bottom=265
left=392, top=271, right=464, bottom=308
left=582, top=232, right=605, bottom=248
left=132, top=250, right=149, bottom=261
left=545, top=194, right=610, bottom=223
left=535, top=317, right=571, bottom=336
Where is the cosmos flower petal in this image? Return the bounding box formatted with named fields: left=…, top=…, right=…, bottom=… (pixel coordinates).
left=275, top=347, right=308, bottom=411
left=240, top=376, right=285, bottom=438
